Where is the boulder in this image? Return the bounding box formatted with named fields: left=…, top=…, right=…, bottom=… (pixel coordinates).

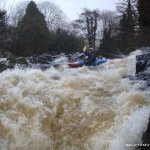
left=136, top=52, right=150, bottom=74
left=137, top=118, right=150, bottom=150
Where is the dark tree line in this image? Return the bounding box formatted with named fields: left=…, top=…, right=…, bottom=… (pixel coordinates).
left=0, top=0, right=150, bottom=58
left=15, top=1, right=50, bottom=56
left=98, top=0, right=150, bottom=57
left=0, top=10, right=8, bottom=52
left=0, top=1, right=84, bottom=57
left=137, top=0, right=150, bottom=47
left=98, top=0, right=136, bottom=57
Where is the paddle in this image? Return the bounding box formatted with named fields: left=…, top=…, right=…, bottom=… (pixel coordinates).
left=83, top=46, right=87, bottom=52
left=72, top=46, right=87, bottom=60
left=68, top=46, right=88, bottom=67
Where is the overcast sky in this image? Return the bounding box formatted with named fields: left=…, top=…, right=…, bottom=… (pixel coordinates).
left=4, top=0, right=117, bottom=20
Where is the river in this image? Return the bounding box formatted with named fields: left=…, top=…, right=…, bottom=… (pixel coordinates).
left=0, top=50, right=150, bottom=150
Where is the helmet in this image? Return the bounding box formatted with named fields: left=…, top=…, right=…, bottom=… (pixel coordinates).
left=89, top=48, right=94, bottom=52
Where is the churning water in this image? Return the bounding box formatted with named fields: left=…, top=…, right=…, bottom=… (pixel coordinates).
left=0, top=50, right=150, bottom=150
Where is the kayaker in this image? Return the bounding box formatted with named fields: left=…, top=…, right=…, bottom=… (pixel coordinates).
left=84, top=47, right=96, bottom=65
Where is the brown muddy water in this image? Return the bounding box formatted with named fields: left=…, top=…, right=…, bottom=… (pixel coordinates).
left=0, top=50, right=150, bottom=150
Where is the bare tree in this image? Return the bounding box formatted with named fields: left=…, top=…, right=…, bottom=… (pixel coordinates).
left=38, top=1, right=67, bottom=31
left=117, top=0, right=136, bottom=12
left=73, top=8, right=100, bottom=49
left=8, top=0, right=68, bottom=30
left=0, top=0, right=5, bottom=9
left=99, top=10, right=119, bottom=37
left=69, top=21, right=81, bottom=36
left=116, top=0, right=137, bottom=19
left=98, top=10, right=120, bottom=56
left=8, top=1, right=29, bottom=27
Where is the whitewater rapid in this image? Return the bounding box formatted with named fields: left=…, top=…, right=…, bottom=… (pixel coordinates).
left=0, top=50, right=150, bottom=150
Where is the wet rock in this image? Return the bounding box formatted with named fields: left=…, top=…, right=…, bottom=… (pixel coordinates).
left=137, top=118, right=150, bottom=150
left=142, top=118, right=150, bottom=145
left=128, top=73, right=150, bottom=81
left=0, top=53, right=59, bottom=72
left=7, top=57, right=29, bottom=67
left=129, top=50, right=150, bottom=83
left=0, top=57, right=29, bottom=72
left=0, top=61, right=12, bottom=72
left=134, top=49, right=150, bottom=149
left=29, top=54, right=53, bottom=64
left=136, top=53, right=150, bottom=74
left=0, top=49, right=13, bottom=58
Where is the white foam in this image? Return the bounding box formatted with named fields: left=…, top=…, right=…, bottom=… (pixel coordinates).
left=0, top=50, right=150, bottom=150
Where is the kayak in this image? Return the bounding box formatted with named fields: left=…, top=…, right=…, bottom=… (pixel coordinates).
left=68, top=57, right=107, bottom=68
left=68, top=61, right=84, bottom=68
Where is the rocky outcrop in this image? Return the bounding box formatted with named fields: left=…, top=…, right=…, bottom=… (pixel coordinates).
left=0, top=50, right=13, bottom=58
left=135, top=50, right=150, bottom=149
left=136, top=53, right=150, bottom=74
left=0, top=57, right=29, bottom=72
left=139, top=118, right=150, bottom=150
left=29, top=54, right=54, bottom=64
left=0, top=53, right=57, bottom=72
